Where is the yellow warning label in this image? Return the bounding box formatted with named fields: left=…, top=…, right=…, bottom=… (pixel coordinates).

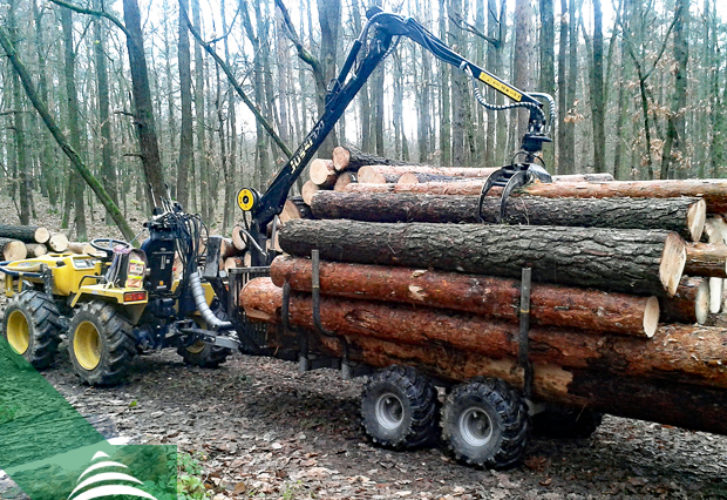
left=478, top=72, right=523, bottom=102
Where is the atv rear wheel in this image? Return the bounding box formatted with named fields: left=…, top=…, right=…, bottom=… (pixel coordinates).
left=442, top=378, right=529, bottom=469
left=68, top=301, right=135, bottom=386
left=360, top=365, right=439, bottom=449
left=2, top=290, right=62, bottom=369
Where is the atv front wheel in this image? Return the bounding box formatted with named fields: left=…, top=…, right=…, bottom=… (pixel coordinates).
left=68, top=301, right=135, bottom=386
left=2, top=290, right=62, bottom=369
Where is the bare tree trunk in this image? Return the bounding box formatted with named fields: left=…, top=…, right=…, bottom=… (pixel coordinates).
left=513, top=0, right=534, bottom=137
left=563, top=0, right=579, bottom=174
left=177, top=0, right=193, bottom=209
left=589, top=0, right=606, bottom=173
left=539, top=0, right=555, bottom=170
left=191, top=0, right=209, bottom=221
left=438, top=0, right=451, bottom=165
left=317, top=0, right=341, bottom=156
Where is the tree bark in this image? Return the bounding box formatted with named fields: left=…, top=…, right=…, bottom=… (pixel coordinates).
left=177, top=0, right=193, bottom=209
left=241, top=278, right=727, bottom=390
left=270, top=256, right=659, bottom=337
left=122, top=0, right=166, bottom=208
left=0, top=225, right=50, bottom=244
left=310, top=192, right=705, bottom=241
left=331, top=147, right=410, bottom=172
left=357, top=165, right=498, bottom=183
left=685, top=243, right=727, bottom=278
left=278, top=220, right=686, bottom=296
left=660, top=277, right=709, bottom=325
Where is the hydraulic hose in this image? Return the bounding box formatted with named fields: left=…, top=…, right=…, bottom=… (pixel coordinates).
left=189, top=271, right=232, bottom=330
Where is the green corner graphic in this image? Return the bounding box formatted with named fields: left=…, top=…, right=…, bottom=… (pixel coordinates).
left=0, top=338, right=176, bottom=499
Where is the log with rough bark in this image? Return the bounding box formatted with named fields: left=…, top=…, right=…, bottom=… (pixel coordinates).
left=0, top=238, right=27, bottom=261
left=331, top=146, right=409, bottom=172
left=270, top=256, right=659, bottom=337
left=310, top=192, right=705, bottom=241
left=241, top=277, right=727, bottom=389
left=660, top=277, right=710, bottom=325
left=0, top=225, right=50, bottom=244
left=219, top=237, right=238, bottom=259
left=301, top=180, right=319, bottom=205
left=24, top=243, right=47, bottom=257
left=278, top=220, right=686, bottom=296
left=231, top=225, right=248, bottom=251
left=309, top=334, right=727, bottom=436
left=47, top=234, right=68, bottom=252
left=279, top=196, right=313, bottom=222
left=685, top=243, right=727, bottom=278
left=346, top=179, right=727, bottom=213
left=309, top=159, right=337, bottom=188
left=358, top=165, right=499, bottom=184
left=396, top=172, right=615, bottom=185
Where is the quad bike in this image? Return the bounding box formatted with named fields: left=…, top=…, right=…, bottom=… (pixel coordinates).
left=0, top=200, right=238, bottom=385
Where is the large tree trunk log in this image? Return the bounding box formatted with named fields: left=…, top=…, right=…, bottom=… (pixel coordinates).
left=0, top=238, right=27, bottom=261
left=270, top=256, right=659, bottom=337
left=307, top=334, right=727, bottom=436
left=47, top=234, right=69, bottom=253
left=310, top=192, right=705, bottom=241
left=333, top=172, right=356, bottom=191
left=660, top=277, right=710, bottom=325
left=0, top=225, right=50, bottom=244
left=346, top=178, right=727, bottom=213
left=396, top=172, right=615, bottom=185
left=279, top=196, right=313, bottom=223
left=241, top=278, right=727, bottom=390
left=309, top=159, right=337, bottom=188
left=685, top=243, right=727, bottom=278
left=278, top=220, right=686, bottom=296
left=331, top=146, right=410, bottom=172
left=358, top=165, right=498, bottom=184
left=24, top=243, right=47, bottom=257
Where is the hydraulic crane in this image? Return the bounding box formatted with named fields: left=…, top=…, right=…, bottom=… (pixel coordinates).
left=236, top=7, right=555, bottom=265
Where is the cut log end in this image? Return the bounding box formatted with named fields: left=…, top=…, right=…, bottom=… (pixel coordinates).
left=398, top=172, right=420, bottom=185
left=1, top=240, right=27, bottom=261
left=695, top=279, right=710, bottom=324
left=643, top=296, right=660, bottom=338
left=302, top=180, right=320, bottom=206
left=686, top=200, right=707, bottom=242
left=34, top=227, right=51, bottom=244
left=660, top=233, right=687, bottom=296
left=48, top=233, right=69, bottom=252
left=709, top=278, right=723, bottom=314
left=309, top=159, right=337, bottom=187
left=357, top=166, right=388, bottom=184
left=333, top=172, right=356, bottom=191
left=232, top=225, right=248, bottom=251
left=332, top=146, right=351, bottom=172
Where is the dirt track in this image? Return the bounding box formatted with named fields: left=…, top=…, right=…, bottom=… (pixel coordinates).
left=2, top=345, right=726, bottom=499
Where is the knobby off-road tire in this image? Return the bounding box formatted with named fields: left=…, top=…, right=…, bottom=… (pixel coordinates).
left=361, top=365, right=440, bottom=449
left=442, top=378, right=529, bottom=469
left=533, top=405, right=604, bottom=439
left=2, top=290, right=62, bottom=369
left=68, top=301, right=135, bottom=386
left=177, top=308, right=231, bottom=368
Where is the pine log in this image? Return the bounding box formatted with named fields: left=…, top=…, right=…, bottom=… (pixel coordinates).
left=0, top=238, right=27, bottom=261
left=241, top=278, right=727, bottom=389
left=396, top=172, right=615, bottom=185
left=309, top=159, right=338, bottom=188
left=331, top=146, right=409, bottom=172
left=301, top=180, right=319, bottom=205
left=24, top=243, right=47, bottom=257
left=358, top=165, right=499, bottom=184
left=0, top=224, right=50, bottom=244
left=270, top=256, right=659, bottom=337
left=346, top=178, right=727, bottom=213
left=660, top=277, right=710, bottom=324
left=231, top=225, right=248, bottom=251
left=278, top=220, right=686, bottom=296
left=224, top=256, right=244, bottom=271
left=279, top=196, right=313, bottom=222
left=685, top=243, right=727, bottom=278
left=333, top=172, right=356, bottom=191
left=309, top=334, right=727, bottom=436
left=219, top=237, right=237, bottom=258
left=47, top=234, right=69, bottom=252
left=310, top=192, right=705, bottom=241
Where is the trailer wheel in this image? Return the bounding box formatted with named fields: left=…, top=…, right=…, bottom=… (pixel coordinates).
left=68, top=301, right=135, bottom=386
left=177, top=309, right=231, bottom=368
left=361, top=366, right=439, bottom=449
left=442, top=379, right=529, bottom=469
left=2, top=290, right=63, bottom=369
left=534, top=405, right=603, bottom=439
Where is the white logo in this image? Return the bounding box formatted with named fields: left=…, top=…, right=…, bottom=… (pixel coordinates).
left=67, top=451, right=158, bottom=500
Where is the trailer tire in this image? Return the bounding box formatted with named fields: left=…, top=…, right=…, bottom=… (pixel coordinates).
left=2, top=290, right=62, bottom=369
left=534, top=405, right=603, bottom=439
left=68, top=301, right=135, bottom=386
left=177, top=307, right=231, bottom=368
left=442, top=379, right=529, bottom=469
left=361, top=366, right=439, bottom=449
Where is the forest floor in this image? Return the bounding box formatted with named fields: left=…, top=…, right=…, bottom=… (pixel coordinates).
left=1, top=348, right=726, bottom=499
left=1, top=196, right=727, bottom=498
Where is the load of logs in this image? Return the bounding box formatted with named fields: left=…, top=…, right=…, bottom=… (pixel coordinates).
left=241, top=146, right=727, bottom=436
left=0, top=224, right=69, bottom=261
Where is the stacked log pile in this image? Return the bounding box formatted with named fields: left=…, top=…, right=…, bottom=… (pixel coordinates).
left=241, top=161, right=727, bottom=435
left=0, top=225, right=69, bottom=260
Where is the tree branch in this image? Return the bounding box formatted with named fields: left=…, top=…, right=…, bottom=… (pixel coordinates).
left=48, top=0, right=131, bottom=39
left=274, top=0, right=325, bottom=81
left=449, top=12, right=502, bottom=49
left=178, top=0, right=292, bottom=158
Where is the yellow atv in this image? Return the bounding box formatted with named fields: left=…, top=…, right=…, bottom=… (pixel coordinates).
left=1, top=205, right=238, bottom=385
